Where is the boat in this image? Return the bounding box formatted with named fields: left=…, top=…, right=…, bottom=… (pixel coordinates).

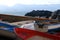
left=0, top=14, right=60, bottom=40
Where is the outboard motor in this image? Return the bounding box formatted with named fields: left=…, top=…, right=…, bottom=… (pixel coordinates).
left=35, top=21, right=48, bottom=32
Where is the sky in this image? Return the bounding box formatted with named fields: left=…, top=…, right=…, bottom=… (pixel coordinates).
left=0, top=0, right=60, bottom=6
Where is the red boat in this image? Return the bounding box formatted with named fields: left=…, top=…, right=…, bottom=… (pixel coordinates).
left=0, top=14, right=60, bottom=40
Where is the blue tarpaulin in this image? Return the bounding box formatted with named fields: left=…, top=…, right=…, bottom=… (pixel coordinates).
left=0, top=22, right=16, bottom=32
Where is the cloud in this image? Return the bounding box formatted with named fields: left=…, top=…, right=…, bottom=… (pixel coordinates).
left=0, top=0, right=60, bottom=6
left=0, top=0, right=17, bottom=6
left=16, top=0, right=60, bottom=5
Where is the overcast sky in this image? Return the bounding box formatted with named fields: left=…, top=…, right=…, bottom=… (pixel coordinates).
left=0, top=0, right=60, bottom=6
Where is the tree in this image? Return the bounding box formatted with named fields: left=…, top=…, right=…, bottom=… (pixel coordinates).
left=51, top=9, right=60, bottom=19
left=25, top=10, right=52, bottom=18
